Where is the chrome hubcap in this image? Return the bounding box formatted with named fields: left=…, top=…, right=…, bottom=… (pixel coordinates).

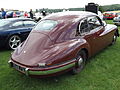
left=78, top=57, right=83, bottom=66
left=113, top=35, right=116, bottom=40
left=9, top=35, right=21, bottom=50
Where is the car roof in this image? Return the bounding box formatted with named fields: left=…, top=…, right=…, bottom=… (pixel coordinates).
left=43, top=11, right=97, bottom=22
left=0, top=18, right=33, bottom=22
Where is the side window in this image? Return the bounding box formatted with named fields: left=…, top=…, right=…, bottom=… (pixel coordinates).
left=23, top=21, right=36, bottom=27
left=76, top=19, right=89, bottom=35
left=12, top=21, right=23, bottom=27
left=87, top=16, right=102, bottom=30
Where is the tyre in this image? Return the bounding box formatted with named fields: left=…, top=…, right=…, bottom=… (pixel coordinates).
left=7, top=35, right=21, bottom=50
left=71, top=50, right=87, bottom=74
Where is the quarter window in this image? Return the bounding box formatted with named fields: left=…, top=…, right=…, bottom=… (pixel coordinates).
left=76, top=19, right=90, bottom=35
left=80, top=19, right=89, bottom=33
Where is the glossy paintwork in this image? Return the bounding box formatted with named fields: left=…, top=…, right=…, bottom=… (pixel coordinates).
left=10, top=11, right=118, bottom=76
left=0, top=18, right=36, bottom=48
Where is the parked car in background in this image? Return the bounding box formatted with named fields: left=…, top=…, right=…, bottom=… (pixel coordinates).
left=0, top=12, right=2, bottom=19
left=0, top=18, right=36, bottom=50
left=6, top=11, right=13, bottom=18
left=113, top=15, right=120, bottom=25
left=103, top=11, right=120, bottom=20
left=9, top=11, right=119, bottom=77
left=6, top=11, right=21, bottom=18
left=103, top=12, right=116, bottom=20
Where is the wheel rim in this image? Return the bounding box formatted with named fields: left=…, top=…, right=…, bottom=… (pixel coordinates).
left=78, top=57, right=83, bottom=67
left=72, top=56, right=85, bottom=74
left=9, top=35, right=21, bottom=50
left=112, top=35, right=117, bottom=44
left=113, top=35, right=116, bottom=41
left=76, top=56, right=84, bottom=71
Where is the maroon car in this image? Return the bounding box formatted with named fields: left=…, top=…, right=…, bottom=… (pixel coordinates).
left=8, top=11, right=119, bottom=77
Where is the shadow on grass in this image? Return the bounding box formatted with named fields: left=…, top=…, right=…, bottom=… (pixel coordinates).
left=1, top=69, right=76, bottom=90
left=0, top=47, right=12, bottom=52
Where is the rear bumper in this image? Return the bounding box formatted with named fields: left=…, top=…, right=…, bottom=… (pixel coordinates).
left=8, top=59, right=76, bottom=76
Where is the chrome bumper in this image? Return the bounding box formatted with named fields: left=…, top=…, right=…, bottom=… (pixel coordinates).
left=8, top=60, right=29, bottom=76
left=8, top=60, right=75, bottom=76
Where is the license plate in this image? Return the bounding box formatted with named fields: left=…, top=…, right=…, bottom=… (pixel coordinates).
left=12, top=63, right=25, bottom=72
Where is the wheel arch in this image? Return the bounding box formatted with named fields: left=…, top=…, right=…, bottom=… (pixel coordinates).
left=80, top=48, right=89, bottom=60
left=6, top=33, right=21, bottom=43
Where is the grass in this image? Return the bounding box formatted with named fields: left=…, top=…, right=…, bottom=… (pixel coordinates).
left=0, top=20, right=120, bottom=90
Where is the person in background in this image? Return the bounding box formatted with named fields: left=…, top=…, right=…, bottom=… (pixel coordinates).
left=13, top=11, right=17, bottom=18
left=1, top=8, right=6, bottom=19
left=29, top=9, right=33, bottom=19
left=24, top=12, right=28, bottom=18
left=41, top=10, right=46, bottom=16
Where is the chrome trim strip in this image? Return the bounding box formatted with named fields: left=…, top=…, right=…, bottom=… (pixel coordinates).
left=28, top=62, right=75, bottom=75
left=10, top=58, right=76, bottom=76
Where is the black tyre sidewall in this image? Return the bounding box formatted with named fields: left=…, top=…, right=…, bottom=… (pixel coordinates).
left=72, top=50, right=87, bottom=74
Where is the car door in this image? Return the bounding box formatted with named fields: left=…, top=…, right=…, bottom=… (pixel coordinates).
left=77, top=16, right=105, bottom=56
left=10, top=21, right=25, bottom=32
left=23, top=20, right=36, bottom=31
left=86, top=16, right=105, bottom=55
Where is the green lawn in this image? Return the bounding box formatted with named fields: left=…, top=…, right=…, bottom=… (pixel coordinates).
left=0, top=20, right=120, bottom=90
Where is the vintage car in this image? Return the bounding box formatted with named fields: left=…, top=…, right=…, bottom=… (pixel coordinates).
left=113, top=15, right=120, bottom=25
left=8, top=11, right=119, bottom=77
left=0, top=18, right=36, bottom=50
left=103, top=11, right=120, bottom=20
left=5, top=11, right=21, bottom=18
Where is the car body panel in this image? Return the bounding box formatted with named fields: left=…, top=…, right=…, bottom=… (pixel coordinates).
left=9, top=11, right=119, bottom=77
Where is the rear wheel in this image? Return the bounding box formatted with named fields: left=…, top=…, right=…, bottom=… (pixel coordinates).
left=71, top=50, right=87, bottom=74
left=7, top=35, right=21, bottom=50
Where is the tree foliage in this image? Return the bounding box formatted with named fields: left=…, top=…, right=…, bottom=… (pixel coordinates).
left=37, top=4, right=120, bottom=13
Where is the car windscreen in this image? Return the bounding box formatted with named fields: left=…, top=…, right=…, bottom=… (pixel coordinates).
left=0, top=20, right=10, bottom=27
left=34, top=20, right=58, bottom=31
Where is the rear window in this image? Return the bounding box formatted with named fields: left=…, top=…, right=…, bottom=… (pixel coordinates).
left=34, top=20, right=58, bottom=31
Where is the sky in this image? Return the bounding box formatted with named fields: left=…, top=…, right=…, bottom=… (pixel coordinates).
left=1, top=0, right=120, bottom=11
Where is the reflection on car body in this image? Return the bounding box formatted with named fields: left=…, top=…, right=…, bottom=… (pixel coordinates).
left=9, top=11, right=119, bottom=77
left=0, top=18, right=36, bottom=50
